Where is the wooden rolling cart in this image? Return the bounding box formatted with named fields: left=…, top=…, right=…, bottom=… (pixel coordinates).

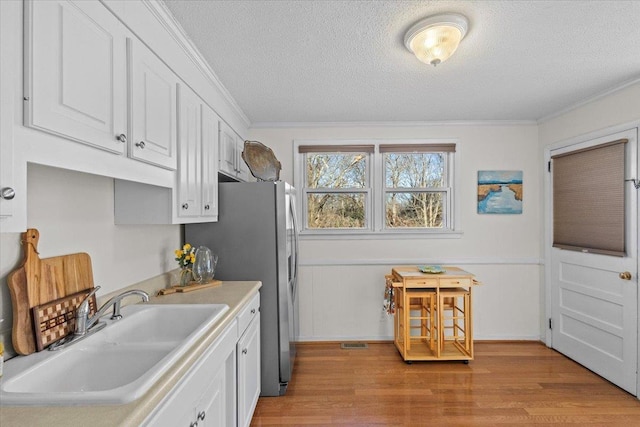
left=387, top=266, right=480, bottom=363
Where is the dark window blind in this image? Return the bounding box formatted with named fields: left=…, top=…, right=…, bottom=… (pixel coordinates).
left=552, top=139, right=627, bottom=256
left=379, top=143, right=456, bottom=153
left=298, top=145, right=374, bottom=153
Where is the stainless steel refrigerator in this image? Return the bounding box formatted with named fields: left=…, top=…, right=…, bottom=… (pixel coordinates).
left=185, top=181, right=299, bottom=396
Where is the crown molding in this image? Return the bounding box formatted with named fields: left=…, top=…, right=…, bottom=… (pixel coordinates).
left=537, top=76, right=640, bottom=124
left=143, top=0, right=251, bottom=128
left=249, top=119, right=537, bottom=129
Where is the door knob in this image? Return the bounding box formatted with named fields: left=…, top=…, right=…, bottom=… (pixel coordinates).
left=116, top=133, right=127, bottom=144
left=619, top=271, right=632, bottom=280
left=135, top=141, right=146, bottom=149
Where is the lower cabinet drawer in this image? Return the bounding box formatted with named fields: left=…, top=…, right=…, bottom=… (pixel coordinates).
left=237, top=292, right=260, bottom=335
left=405, top=279, right=438, bottom=288
left=439, top=278, right=472, bottom=287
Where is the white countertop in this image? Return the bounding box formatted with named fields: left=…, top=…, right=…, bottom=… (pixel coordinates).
left=0, top=281, right=261, bottom=427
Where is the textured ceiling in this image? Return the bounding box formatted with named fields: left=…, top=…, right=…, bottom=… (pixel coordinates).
left=162, top=0, right=640, bottom=124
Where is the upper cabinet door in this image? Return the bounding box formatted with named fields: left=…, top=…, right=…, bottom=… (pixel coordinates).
left=218, top=121, right=237, bottom=177
left=128, top=37, right=178, bottom=170
left=236, top=133, right=251, bottom=182
left=25, top=0, right=127, bottom=154
left=177, top=84, right=202, bottom=218
left=201, top=104, right=219, bottom=219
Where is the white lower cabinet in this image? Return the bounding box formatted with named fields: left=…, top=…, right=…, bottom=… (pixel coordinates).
left=143, top=292, right=261, bottom=427
left=195, top=350, right=237, bottom=427
left=237, top=312, right=261, bottom=427
left=143, top=319, right=237, bottom=427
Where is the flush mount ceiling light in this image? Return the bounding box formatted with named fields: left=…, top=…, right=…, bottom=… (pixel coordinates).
left=404, top=13, right=469, bottom=66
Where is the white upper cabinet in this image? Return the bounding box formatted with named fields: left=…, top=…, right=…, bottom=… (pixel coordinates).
left=25, top=0, right=127, bottom=155
left=201, top=104, right=219, bottom=219
left=219, top=121, right=237, bottom=177
left=236, top=132, right=252, bottom=182
left=177, top=84, right=202, bottom=218
left=0, top=0, right=24, bottom=232
left=7, top=0, right=251, bottom=227
left=25, top=0, right=180, bottom=171
left=128, top=37, right=178, bottom=170
left=177, top=84, right=220, bottom=222
left=219, top=121, right=252, bottom=182
left=114, top=86, right=220, bottom=225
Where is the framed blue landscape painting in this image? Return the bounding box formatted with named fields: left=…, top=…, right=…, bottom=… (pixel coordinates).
left=477, top=170, right=523, bottom=214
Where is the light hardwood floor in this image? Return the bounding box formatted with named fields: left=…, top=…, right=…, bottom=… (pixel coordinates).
left=250, top=341, right=640, bottom=426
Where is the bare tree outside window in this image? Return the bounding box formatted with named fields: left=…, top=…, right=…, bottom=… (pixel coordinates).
left=306, top=153, right=368, bottom=228
left=384, top=153, right=446, bottom=228
left=299, top=142, right=454, bottom=233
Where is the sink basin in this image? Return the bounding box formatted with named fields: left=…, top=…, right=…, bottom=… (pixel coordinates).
left=0, top=303, right=229, bottom=405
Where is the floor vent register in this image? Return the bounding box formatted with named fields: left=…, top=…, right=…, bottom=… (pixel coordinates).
left=340, top=342, right=369, bottom=349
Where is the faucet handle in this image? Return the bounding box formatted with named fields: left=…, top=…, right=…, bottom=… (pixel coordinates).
left=75, top=286, right=100, bottom=336
left=77, top=286, right=101, bottom=314
left=84, top=286, right=101, bottom=299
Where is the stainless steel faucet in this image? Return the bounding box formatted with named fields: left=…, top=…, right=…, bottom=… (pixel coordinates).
left=75, top=287, right=150, bottom=336
left=49, top=286, right=150, bottom=351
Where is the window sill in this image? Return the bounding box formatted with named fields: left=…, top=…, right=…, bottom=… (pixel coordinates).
left=298, top=230, right=464, bottom=240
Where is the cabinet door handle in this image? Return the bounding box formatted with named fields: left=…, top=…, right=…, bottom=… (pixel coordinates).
left=190, top=422, right=198, bottom=427
left=250, top=308, right=256, bottom=314
left=135, top=141, right=146, bottom=149
left=242, top=348, right=248, bottom=354
left=204, top=204, right=210, bottom=210
left=197, top=411, right=206, bottom=421
left=116, top=133, right=127, bottom=144
left=182, top=203, right=189, bottom=210
left=1, top=187, right=15, bottom=200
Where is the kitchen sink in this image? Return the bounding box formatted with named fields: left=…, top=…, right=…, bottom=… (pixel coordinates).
left=0, top=303, right=229, bottom=405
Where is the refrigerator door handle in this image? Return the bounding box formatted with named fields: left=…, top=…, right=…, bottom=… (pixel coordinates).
left=290, top=192, right=300, bottom=300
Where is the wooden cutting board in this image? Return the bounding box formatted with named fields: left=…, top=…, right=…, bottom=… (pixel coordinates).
left=7, top=229, right=95, bottom=355
left=157, top=279, right=223, bottom=296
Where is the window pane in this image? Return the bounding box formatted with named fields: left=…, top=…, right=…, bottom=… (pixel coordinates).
left=306, top=153, right=367, bottom=189
left=384, top=153, right=444, bottom=188
left=307, top=193, right=366, bottom=228
left=385, top=192, right=444, bottom=228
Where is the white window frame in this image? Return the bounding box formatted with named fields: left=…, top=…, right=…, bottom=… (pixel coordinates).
left=294, top=139, right=461, bottom=239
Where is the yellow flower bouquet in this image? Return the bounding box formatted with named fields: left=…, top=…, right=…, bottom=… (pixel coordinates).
left=175, top=243, right=196, bottom=269
left=174, top=243, right=196, bottom=286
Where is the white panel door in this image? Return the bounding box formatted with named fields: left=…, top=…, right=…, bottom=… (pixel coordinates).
left=177, top=84, right=201, bottom=218
left=550, top=128, right=638, bottom=395
left=201, top=104, right=219, bottom=219
left=129, top=37, right=177, bottom=170
left=26, top=0, right=126, bottom=154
